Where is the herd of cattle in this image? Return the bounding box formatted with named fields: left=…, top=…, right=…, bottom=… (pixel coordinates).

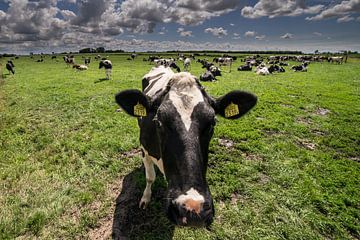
left=2, top=53, right=346, bottom=82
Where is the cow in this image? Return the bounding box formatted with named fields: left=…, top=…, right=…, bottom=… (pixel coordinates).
left=268, top=65, right=285, bottom=73
left=63, top=55, right=75, bottom=67
left=255, top=65, right=270, bottom=75
left=99, top=60, right=112, bottom=79
left=292, top=62, right=308, bottom=72
left=213, top=57, right=233, bottom=72
left=84, top=57, right=91, bottom=65
left=73, top=64, right=88, bottom=71
left=115, top=65, right=257, bottom=227
left=237, top=64, right=252, bottom=71
left=131, top=53, right=137, bottom=60
left=328, top=56, right=343, bottom=64
left=153, top=58, right=181, bottom=72
left=51, top=56, right=57, bottom=60
left=200, top=70, right=216, bottom=82
left=184, top=58, right=191, bottom=72
left=6, top=60, right=15, bottom=74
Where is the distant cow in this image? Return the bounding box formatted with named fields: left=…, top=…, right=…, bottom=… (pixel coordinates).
left=237, top=64, right=252, bottom=71
left=213, top=57, right=233, bottom=72
left=99, top=60, right=112, bottom=79
left=63, top=55, right=75, bottom=66
left=184, top=58, right=191, bottom=72
left=131, top=53, right=137, bottom=60
left=292, top=62, right=308, bottom=72
left=255, top=65, right=270, bottom=75
left=6, top=61, right=15, bottom=74
left=84, top=57, right=91, bottom=65
left=115, top=65, right=257, bottom=227
left=328, top=56, right=343, bottom=64
left=73, top=64, right=88, bottom=71
left=200, top=70, right=216, bottom=82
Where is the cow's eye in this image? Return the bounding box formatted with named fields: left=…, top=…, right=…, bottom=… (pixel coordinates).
left=154, top=119, right=162, bottom=128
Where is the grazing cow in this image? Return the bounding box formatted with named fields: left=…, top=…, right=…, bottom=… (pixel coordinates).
left=6, top=61, right=15, bottom=74
left=37, top=59, right=44, bottom=62
left=292, top=62, right=308, bottom=72
left=213, top=57, right=233, bottom=72
left=63, top=55, right=75, bottom=67
left=328, top=56, right=343, bottom=64
left=184, top=57, right=191, bottom=72
left=73, top=64, right=88, bottom=71
left=51, top=56, right=57, bottom=60
left=131, top=53, right=137, bottom=60
left=99, top=60, right=112, bottom=79
left=237, top=64, right=252, bottom=71
left=115, top=65, right=257, bottom=227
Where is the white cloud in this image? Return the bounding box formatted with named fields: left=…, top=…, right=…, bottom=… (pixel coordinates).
left=204, top=27, right=228, bottom=37
left=337, top=15, right=355, bottom=22
left=280, top=33, right=294, bottom=39
left=306, top=0, right=360, bottom=22
left=177, top=27, right=193, bottom=37
left=244, top=31, right=256, bottom=37
left=230, top=23, right=235, bottom=26
left=255, top=35, right=266, bottom=40
left=313, top=32, right=322, bottom=36
left=241, top=0, right=324, bottom=19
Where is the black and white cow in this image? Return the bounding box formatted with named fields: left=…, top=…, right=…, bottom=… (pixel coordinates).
left=6, top=60, right=15, bottom=74
left=184, top=57, right=191, bottom=72
left=115, top=65, right=257, bottom=227
left=99, top=60, right=112, bottom=79
left=237, top=64, right=252, bottom=71
left=292, top=62, right=308, bottom=72
left=84, top=57, right=91, bottom=65
left=200, top=70, right=216, bottom=82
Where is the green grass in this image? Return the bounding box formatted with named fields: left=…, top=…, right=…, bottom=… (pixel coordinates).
left=0, top=54, right=359, bottom=239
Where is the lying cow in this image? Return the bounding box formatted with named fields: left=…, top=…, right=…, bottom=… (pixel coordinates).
left=73, top=64, right=88, bottom=71
left=292, top=62, right=308, bottom=72
left=200, top=71, right=216, bottom=82
left=115, top=65, right=257, bottom=227
left=237, top=64, right=252, bottom=71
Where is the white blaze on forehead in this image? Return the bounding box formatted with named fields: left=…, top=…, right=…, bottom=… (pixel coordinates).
left=173, top=188, right=205, bottom=205
left=168, top=72, right=204, bottom=131
left=144, top=65, right=174, bottom=97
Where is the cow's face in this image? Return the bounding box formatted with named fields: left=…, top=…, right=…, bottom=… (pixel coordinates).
left=115, top=73, right=257, bottom=227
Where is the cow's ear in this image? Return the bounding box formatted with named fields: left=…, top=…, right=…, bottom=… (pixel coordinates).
left=214, top=91, right=257, bottom=119
left=115, top=90, right=150, bottom=117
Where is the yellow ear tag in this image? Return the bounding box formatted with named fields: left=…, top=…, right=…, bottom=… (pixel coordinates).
left=134, top=102, right=147, bottom=117
left=225, top=102, right=239, bottom=118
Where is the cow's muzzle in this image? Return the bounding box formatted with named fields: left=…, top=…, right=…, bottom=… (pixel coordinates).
left=166, top=198, right=214, bottom=227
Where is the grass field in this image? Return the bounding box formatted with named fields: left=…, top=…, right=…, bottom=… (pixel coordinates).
left=0, top=54, right=359, bottom=239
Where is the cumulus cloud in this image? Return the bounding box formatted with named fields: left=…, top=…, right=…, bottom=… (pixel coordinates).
left=313, top=32, right=323, bottom=36
left=177, top=27, right=193, bottom=37
left=337, top=15, right=355, bottom=22
left=241, top=0, right=324, bottom=19
left=280, top=33, right=294, bottom=39
left=204, top=27, right=228, bottom=37
left=244, top=31, right=256, bottom=37
left=306, top=0, right=360, bottom=22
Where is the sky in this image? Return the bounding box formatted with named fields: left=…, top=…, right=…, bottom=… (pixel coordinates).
left=0, top=0, right=359, bottom=54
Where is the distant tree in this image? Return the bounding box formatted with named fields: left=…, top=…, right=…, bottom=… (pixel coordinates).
left=314, top=50, right=319, bottom=55
left=96, top=47, right=105, bottom=53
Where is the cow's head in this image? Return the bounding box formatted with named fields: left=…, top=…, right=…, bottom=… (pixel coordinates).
left=115, top=72, right=257, bottom=227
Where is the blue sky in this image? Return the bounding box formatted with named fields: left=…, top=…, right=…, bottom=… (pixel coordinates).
left=0, top=0, right=359, bottom=54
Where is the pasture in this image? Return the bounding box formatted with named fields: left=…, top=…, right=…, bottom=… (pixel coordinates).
left=0, top=54, right=359, bottom=239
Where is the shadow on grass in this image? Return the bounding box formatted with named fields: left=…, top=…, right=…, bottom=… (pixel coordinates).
left=94, top=78, right=109, bottom=84
left=112, top=167, right=174, bottom=240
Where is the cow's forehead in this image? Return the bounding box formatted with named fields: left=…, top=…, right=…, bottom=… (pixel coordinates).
left=166, top=72, right=205, bottom=131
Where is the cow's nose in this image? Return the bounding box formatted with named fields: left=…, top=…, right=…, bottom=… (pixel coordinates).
left=182, top=199, right=203, bottom=214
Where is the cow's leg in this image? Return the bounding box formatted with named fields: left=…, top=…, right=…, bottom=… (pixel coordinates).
left=139, top=154, right=156, bottom=209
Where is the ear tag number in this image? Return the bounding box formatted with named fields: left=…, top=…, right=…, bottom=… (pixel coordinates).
left=134, top=102, right=147, bottom=117
left=225, top=102, right=239, bottom=118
